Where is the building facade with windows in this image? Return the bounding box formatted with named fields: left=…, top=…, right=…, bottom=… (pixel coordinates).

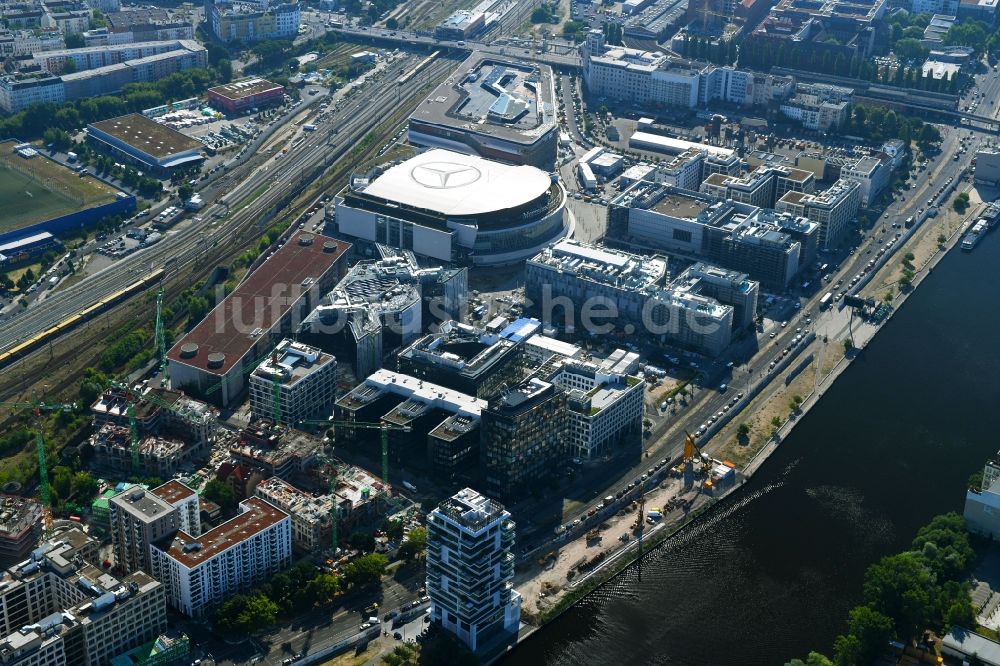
left=149, top=497, right=292, bottom=618
left=426, top=488, right=520, bottom=657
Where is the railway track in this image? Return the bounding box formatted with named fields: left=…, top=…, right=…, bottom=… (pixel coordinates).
left=0, top=56, right=456, bottom=401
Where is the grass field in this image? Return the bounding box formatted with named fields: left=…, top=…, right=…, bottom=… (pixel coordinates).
left=0, top=145, right=117, bottom=235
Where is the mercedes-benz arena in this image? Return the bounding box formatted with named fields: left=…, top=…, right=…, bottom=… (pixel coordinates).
left=335, top=149, right=569, bottom=266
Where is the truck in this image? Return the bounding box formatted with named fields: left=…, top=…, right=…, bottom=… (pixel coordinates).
left=402, top=481, right=417, bottom=493
left=303, top=123, right=317, bottom=132
left=47, top=276, right=58, bottom=289
left=819, top=292, right=833, bottom=309
left=66, top=151, right=77, bottom=163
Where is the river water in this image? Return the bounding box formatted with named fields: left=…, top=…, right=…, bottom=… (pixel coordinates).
left=509, top=231, right=1000, bottom=665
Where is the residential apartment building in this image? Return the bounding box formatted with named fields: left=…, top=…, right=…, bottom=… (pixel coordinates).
left=249, top=339, right=337, bottom=425
left=776, top=179, right=861, bottom=250
left=0, top=28, right=64, bottom=56
left=426, top=488, right=520, bottom=657
left=149, top=497, right=292, bottom=618
left=779, top=83, right=853, bottom=132
left=209, top=0, right=300, bottom=43
left=33, top=39, right=197, bottom=73
left=60, top=40, right=207, bottom=99
left=255, top=477, right=333, bottom=554
left=109, top=487, right=180, bottom=575
left=480, top=376, right=567, bottom=501
left=0, top=528, right=166, bottom=666
left=0, top=72, right=64, bottom=113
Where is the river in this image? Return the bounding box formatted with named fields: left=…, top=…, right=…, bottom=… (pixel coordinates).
left=508, top=230, right=1000, bottom=665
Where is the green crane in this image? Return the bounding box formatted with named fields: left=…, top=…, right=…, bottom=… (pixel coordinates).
left=296, top=417, right=411, bottom=489
left=315, top=454, right=341, bottom=553
left=0, top=394, right=77, bottom=507
left=106, top=380, right=202, bottom=473
left=154, top=287, right=169, bottom=386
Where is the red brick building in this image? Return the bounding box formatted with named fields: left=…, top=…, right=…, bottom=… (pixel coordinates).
left=207, top=77, right=284, bottom=114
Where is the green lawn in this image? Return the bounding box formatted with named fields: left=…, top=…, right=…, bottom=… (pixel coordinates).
left=0, top=145, right=117, bottom=234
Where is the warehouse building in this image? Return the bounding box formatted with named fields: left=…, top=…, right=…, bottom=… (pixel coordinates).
left=207, top=77, right=283, bottom=114
left=86, top=113, right=204, bottom=175
left=167, top=233, right=351, bottom=408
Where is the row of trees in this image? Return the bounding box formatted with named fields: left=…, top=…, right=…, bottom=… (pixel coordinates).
left=0, top=68, right=220, bottom=142
left=679, top=35, right=738, bottom=66
left=787, top=513, right=976, bottom=666
left=835, top=104, right=941, bottom=147
left=739, top=39, right=961, bottom=93
left=214, top=554, right=390, bottom=634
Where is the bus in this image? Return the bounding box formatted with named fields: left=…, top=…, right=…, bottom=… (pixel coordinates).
left=819, top=292, right=833, bottom=309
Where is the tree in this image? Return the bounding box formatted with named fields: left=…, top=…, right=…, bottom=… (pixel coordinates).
left=846, top=605, right=894, bottom=665
left=862, top=552, right=932, bottom=638
left=737, top=422, right=751, bottom=438
left=843, top=338, right=854, bottom=353
left=398, top=527, right=427, bottom=560
left=382, top=518, right=405, bottom=540
left=187, top=295, right=209, bottom=323
left=832, top=633, right=862, bottom=666
left=79, top=368, right=108, bottom=406
left=343, top=553, right=388, bottom=588
left=203, top=479, right=237, bottom=514
left=72, top=471, right=99, bottom=500
left=218, top=58, right=233, bottom=83
left=215, top=593, right=278, bottom=633
left=385, top=17, right=398, bottom=29
left=937, top=234, right=947, bottom=244
left=64, top=33, right=85, bottom=48
left=177, top=184, right=194, bottom=202
left=350, top=531, right=376, bottom=552
left=302, top=572, right=340, bottom=606
left=911, top=513, right=974, bottom=580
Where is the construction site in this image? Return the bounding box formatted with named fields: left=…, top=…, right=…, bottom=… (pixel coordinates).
left=516, top=433, right=736, bottom=618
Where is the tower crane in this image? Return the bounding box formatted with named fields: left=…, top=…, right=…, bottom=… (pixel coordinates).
left=0, top=393, right=77, bottom=509
left=296, top=417, right=412, bottom=487
left=154, top=287, right=169, bottom=387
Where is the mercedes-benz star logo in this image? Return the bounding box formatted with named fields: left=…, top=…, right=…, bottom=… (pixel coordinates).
left=410, top=162, right=482, bottom=189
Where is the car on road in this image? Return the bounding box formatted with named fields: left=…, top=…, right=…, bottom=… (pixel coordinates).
left=393, top=632, right=403, bottom=640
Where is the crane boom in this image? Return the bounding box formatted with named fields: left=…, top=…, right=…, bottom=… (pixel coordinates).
left=0, top=395, right=76, bottom=508
left=296, top=418, right=411, bottom=486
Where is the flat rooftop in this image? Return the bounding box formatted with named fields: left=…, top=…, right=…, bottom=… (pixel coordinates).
left=110, top=487, right=174, bottom=523
left=167, top=232, right=351, bottom=376
left=150, top=480, right=197, bottom=505
left=629, top=132, right=735, bottom=159
left=209, top=77, right=282, bottom=101
left=652, top=191, right=715, bottom=218
left=410, top=53, right=556, bottom=145
left=158, top=497, right=287, bottom=568
left=89, top=113, right=201, bottom=159
left=338, top=369, right=486, bottom=417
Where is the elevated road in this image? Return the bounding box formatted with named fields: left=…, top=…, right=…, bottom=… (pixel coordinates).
left=332, top=25, right=583, bottom=69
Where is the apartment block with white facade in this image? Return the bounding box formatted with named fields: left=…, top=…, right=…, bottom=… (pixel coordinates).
left=0, top=72, right=64, bottom=113
left=426, top=488, right=520, bottom=657
left=249, top=338, right=337, bottom=425
left=776, top=179, right=861, bottom=249
left=839, top=156, right=890, bottom=208
left=150, top=497, right=292, bottom=618
left=551, top=360, right=644, bottom=460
